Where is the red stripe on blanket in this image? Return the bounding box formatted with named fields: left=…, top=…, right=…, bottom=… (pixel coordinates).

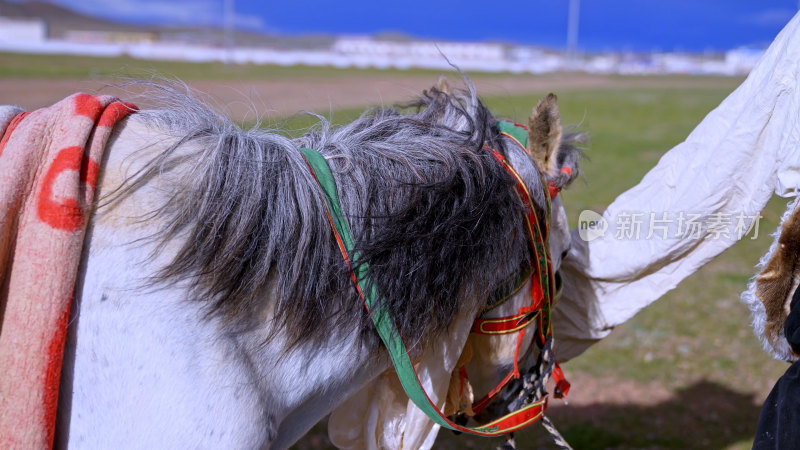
left=43, top=295, right=73, bottom=447
left=36, top=146, right=99, bottom=231
left=0, top=111, right=30, bottom=157
left=98, top=101, right=138, bottom=128
left=74, top=93, right=103, bottom=121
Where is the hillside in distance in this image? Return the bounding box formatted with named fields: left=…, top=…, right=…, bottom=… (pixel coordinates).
left=0, top=0, right=334, bottom=48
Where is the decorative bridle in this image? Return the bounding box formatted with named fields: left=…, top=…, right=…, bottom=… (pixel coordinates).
left=468, top=120, right=572, bottom=448
left=299, top=119, right=570, bottom=443
left=468, top=119, right=570, bottom=410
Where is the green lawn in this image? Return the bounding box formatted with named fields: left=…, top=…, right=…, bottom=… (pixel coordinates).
left=0, top=51, right=499, bottom=80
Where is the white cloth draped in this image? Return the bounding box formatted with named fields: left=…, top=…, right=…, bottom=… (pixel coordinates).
left=556, top=11, right=800, bottom=361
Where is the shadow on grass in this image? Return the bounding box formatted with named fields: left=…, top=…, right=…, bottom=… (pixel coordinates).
left=292, top=380, right=763, bottom=449
left=545, top=380, right=761, bottom=449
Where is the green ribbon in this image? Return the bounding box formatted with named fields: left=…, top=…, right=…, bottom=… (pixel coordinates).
left=495, top=119, right=529, bottom=151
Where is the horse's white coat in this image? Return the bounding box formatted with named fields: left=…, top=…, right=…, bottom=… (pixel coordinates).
left=59, top=118, right=390, bottom=449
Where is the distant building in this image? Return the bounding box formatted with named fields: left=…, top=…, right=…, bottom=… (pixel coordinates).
left=507, top=46, right=564, bottom=73
left=726, top=47, right=765, bottom=74
left=63, top=30, right=156, bottom=44
left=333, top=36, right=504, bottom=64
left=0, top=17, right=46, bottom=42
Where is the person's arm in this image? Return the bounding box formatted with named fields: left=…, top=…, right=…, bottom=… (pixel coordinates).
left=555, top=12, right=800, bottom=361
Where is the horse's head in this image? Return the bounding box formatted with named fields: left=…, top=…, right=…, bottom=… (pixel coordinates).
left=451, top=92, right=583, bottom=425
left=323, top=82, right=584, bottom=447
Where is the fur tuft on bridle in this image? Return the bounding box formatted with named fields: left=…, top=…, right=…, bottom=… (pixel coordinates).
left=107, top=78, right=582, bottom=353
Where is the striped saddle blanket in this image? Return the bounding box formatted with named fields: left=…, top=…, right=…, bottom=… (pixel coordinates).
left=0, top=94, right=136, bottom=449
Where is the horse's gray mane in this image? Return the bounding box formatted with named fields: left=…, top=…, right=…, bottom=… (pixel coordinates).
left=112, top=78, right=582, bottom=351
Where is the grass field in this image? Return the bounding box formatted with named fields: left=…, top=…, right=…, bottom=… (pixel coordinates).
left=0, top=51, right=491, bottom=80
left=0, top=53, right=786, bottom=449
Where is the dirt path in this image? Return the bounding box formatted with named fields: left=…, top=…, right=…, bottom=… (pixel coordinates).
left=0, top=74, right=741, bottom=122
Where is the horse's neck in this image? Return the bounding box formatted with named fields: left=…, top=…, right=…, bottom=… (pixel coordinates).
left=60, top=116, right=388, bottom=449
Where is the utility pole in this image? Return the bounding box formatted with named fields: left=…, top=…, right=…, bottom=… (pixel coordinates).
left=566, top=0, right=580, bottom=70
left=224, top=0, right=235, bottom=65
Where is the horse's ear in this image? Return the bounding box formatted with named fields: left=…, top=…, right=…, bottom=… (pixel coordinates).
left=528, top=93, right=563, bottom=177
left=436, top=76, right=452, bottom=95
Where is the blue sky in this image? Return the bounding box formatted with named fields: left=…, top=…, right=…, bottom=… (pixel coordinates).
left=47, top=0, right=799, bottom=51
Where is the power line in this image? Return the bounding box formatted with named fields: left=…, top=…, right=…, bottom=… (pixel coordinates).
left=566, top=0, right=580, bottom=70
left=224, top=0, right=235, bottom=64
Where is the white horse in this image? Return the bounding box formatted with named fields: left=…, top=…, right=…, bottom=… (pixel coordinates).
left=49, top=80, right=581, bottom=448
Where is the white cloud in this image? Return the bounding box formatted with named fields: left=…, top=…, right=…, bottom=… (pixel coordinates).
left=744, top=8, right=796, bottom=27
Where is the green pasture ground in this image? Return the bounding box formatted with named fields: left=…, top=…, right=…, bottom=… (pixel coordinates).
left=0, top=51, right=486, bottom=80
